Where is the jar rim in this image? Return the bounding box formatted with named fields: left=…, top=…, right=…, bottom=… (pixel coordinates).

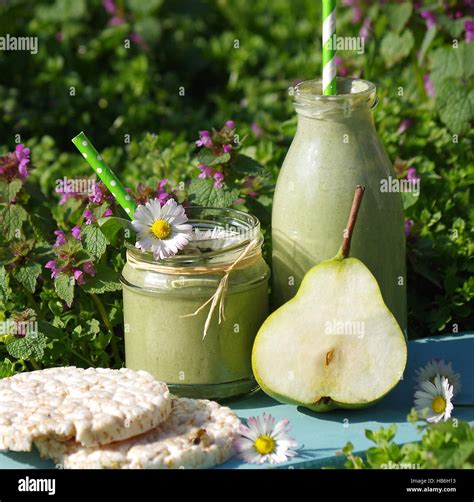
left=125, top=206, right=262, bottom=267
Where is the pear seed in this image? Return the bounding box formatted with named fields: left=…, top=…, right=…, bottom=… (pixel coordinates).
left=325, top=350, right=335, bottom=367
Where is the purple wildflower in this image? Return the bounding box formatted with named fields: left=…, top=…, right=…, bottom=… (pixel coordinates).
left=15, top=144, right=30, bottom=179
left=83, top=209, right=95, bottom=225
left=109, top=16, right=125, bottom=26
left=156, top=179, right=170, bottom=205
left=421, top=11, right=437, bottom=29
left=45, top=260, right=61, bottom=279
left=82, top=261, right=96, bottom=277
left=352, top=6, right=363, bottom=23
left=242, top=176, right=259, bottom=198
left=130, top=32, right=149, bottom=51
left=102, top=0, right=116, bottom=14
left=104, top=208, right=113, bottom=217
left=424, top=74, right=436, bottom=97
left=251, top=122, right=263, bottom=138
left=73, top=269, right=85, bottom=286
left=89, top=183, right=105, bottom=204
left=406, top=167, right=420, bottom=183
left=465, top=20, right=474, bottom=43
left=198, top=164, right=214, bottom=179
left=397, top=119, right=413, bottom=134
left=71, top=226, right=81, bottom=240
left=213, top=171, right=224, bottom=189
left=359, top=17, right=371, bottom=39
left=225, top=120, right=235, bottom=129
left=57, top=191, right=74, bottom=205
left=223, top=144, right=233, bottom=153
left=195, top=130, right=213, bottom=148
left=53, top=230, right=67, bottom=247
left=335, top=56, right=349, bottom=77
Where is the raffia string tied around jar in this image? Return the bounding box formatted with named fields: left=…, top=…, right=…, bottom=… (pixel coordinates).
left=127, top=238, right=260, bottom=339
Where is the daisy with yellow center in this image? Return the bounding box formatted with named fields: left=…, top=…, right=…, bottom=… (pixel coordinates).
left=414, top=374, right=454, bottom=423
left=234, top=413, right=298, bottom=464
left=415, top=359, right=462, bottom=396
left=132, top=198, right=192, bottom=260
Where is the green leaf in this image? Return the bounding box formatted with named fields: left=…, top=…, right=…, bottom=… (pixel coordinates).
left=134, top=17, right=161, bottom=43
left=430, top=43, right=474, bottom=87
left=435, top=79, right=474, bottom=134
left=197, top=149, right=215, bottom=166
left=37, top=321, right=63, bottom=339
left=401, top=190, right=420, bottom=210
left=0, top=179, right=23, bottom=204
left=85, top=318, right=101, bottom=336
left=0, top=358, right=16, bottom=378
left=365, top=430, right=376, bottom=442
left=418, top=26, right=437, bottom=66
left=245, top=197, right=271, bottom=226
left=197, top=149, right=231, bottom=167
left=30, top=205, right=56, bottom=242
left=98, top=216, right=133, bottom=244
left=280, top=117, right=297, bottom=137
left=438, top=16, right=466, bottom=38
left=209, top=152, right=231, bottom=167
left=388, top=2, right=412, bottom=34
left=380, top=30, right=414, bottom=68
left=36, top=0, right=86, bottom=22
left=54, top=273, right=75, bottom=307
left=6, top=332, right=48, bottom=361
left=0, top=265, right=11, bottom=303
left=0, top=204, right=28, bottom=240
left=82, top=268, right=122, bottom=295
left=126, top=0, right=162, bottom=15
left=231, top=154, right=264, bottom=175
left=82, top=225, right=109, bottom=259
left=0, top=246, right=16, bottom=265
left=72, top=249, right=94, bottom=267
left=366, top=447, right=389, bottom=467
left=188, top=178, right=239, bottom=208
left=13, top=262, right=42, bottom=293
left=430, top=47, right=462, bottom=84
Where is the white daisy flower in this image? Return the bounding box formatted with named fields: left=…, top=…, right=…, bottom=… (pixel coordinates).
left=415, top=359, right=461, bottom=396
left=234, top=413, right=298, bottom=465
left=132, top=198, right=192, bottom=260
left=414, top=374, right=454, bottom=423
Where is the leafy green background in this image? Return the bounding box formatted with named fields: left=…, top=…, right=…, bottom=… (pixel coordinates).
left=0, top=0, right=472, bottom=374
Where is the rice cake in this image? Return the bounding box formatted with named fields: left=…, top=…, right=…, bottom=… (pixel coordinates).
left=35, top=398, right=240, bottom=469
left=0, top=367, right=171, bottom=451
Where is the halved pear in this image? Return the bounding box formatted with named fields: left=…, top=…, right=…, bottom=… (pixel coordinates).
left=253, top=186, right=407, bottom=411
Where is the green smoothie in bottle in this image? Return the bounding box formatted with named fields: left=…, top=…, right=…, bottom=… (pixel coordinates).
left=272, top=78, right=407, bottom=331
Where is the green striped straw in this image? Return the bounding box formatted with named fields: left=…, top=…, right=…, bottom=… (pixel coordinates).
left=322, top=0, right=337, bottom=95
left=71, top=132, right=137, bottom=219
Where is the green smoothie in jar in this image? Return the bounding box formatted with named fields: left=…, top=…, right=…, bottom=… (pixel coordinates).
left=122, top=207, right=270, bottom=399
left=272, top=78, right=407, bottom=331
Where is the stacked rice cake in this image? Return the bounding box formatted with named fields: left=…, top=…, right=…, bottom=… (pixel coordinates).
left=0, top=367, right=239, bottom=469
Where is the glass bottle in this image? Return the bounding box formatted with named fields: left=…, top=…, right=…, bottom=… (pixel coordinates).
left=272, top=78, right=407, bottom=331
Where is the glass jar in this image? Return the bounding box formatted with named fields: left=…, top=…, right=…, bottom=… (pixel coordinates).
left=272, top=78, right=407, bottom=331
left=121, top=207, right=270, bottom=399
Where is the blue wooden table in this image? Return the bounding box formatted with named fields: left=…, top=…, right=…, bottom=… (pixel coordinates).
left=1, top=333, right=473, bottom=469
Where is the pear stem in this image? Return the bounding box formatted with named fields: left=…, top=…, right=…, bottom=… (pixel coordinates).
left=341, top=185, right=365, bottom=259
